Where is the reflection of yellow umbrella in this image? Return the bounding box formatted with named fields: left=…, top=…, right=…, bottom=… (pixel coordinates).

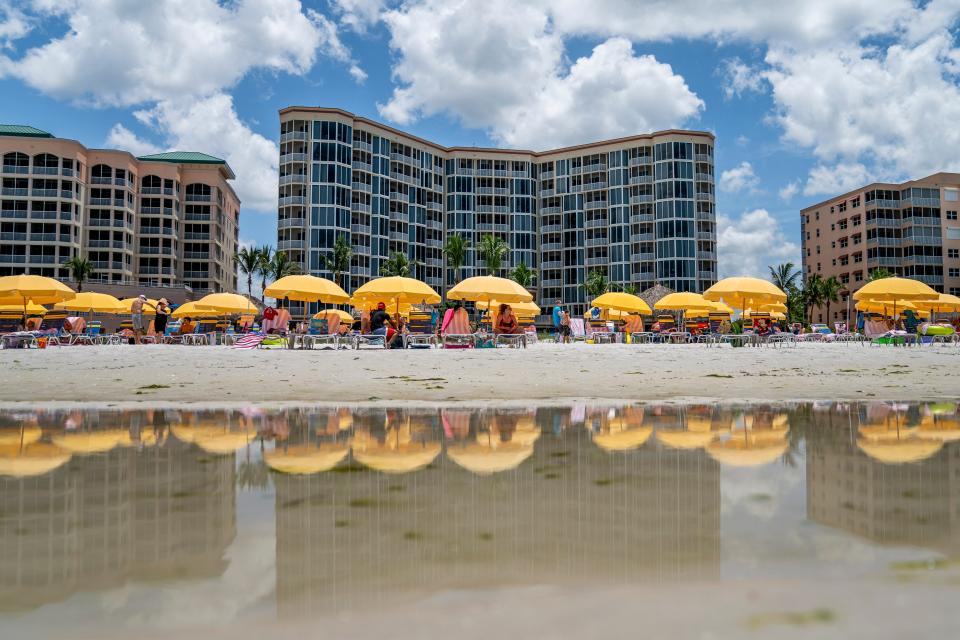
left=0, top=442, right=72, bottom=477
left=195, top=292, right=258, bottom=314
left=0, top=274, right=75, bottom=306
left=590, top=412, right=652, bottom=451
left=448, top=276, right=532, bottom=304
left=172, top=423, right=257, bottom=454
left=171, top=301, right=221, bottom=319
left=510, top=416, right=541, bottom=446
left=265, top=443, right=349, bottom=474
left=118, top=298, right=159, bottom=314
left=654, top=292, right=709, bottom=311
left=354, top=276, right=441, bottom=305
left=707, top=438, right=789, bottom=466
left=448, top=439, right=534, bottom=475
left=350, top=429, right=441, bottom=473
left=264, top=274, right=349, bottom=304
left=592, top=291, right=652, bottom=314
left=916, top=412, right=960, bottom=442
left=0, top=301, right=46, bottom=315
left=51, top=430, right=126, bottom=454
left=703, top=276, right=787, bottom=310
left=54, top=291, right=123, bottom=313
left=655, top=415, right=718, bottom=449
left=0, top=425, right=42, bottom=447
left=313, top=309, right=354, bottom=323
left=857, top=438, right=942, bottom=464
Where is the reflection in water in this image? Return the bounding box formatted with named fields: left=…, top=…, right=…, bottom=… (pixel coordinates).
left=0, top=402, right=957, bottom=624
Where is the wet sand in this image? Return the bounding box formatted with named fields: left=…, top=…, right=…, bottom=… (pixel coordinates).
left=1, top=342, right=957, bottom=405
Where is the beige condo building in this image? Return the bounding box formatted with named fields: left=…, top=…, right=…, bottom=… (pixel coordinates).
left=800, top=172, right=960, bottom=324
left=0, top=125, right=240, bottom=294
left=278, top=107, right=717, bottom=312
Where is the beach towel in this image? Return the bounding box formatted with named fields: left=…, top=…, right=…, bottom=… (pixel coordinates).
left=232, top=334, right=264, bottom=349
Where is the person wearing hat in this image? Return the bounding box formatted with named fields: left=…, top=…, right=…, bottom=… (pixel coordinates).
left=370, top=301, right=402, bottom=348
left=154, top=298, right=171, bottom=339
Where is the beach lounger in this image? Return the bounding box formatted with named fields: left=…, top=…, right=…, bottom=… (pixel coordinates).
left=439, top=307, right=474, bottom=349
left=38, top=310, right=70, bottom=346
left=0, top=311, right=23, bottom=335
left=403, top=310, right=438, bottom=348
left=302, top=317, right=340, bottom=350
left=69, top=319, right=104, bottom=345
left=568, top=318, right=587, bottom=342
left=183, top=319, right=219, bottom=345
left=495, top=332, right=527, bottom=348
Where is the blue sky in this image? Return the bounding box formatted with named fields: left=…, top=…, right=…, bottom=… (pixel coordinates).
left=2, top=0, right=959, bottom=277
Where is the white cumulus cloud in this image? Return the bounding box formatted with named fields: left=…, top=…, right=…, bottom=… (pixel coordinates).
left=717, top=209, right=800, bottom=278
left=719, top=161, right=759, bottom=193
left=719, top=57, right=764, bottom=99
left=778, top=180, right=800, bottom=201
left=104, top=124, right=162, bottom=157
left=803, top=162, right=872, bottom=197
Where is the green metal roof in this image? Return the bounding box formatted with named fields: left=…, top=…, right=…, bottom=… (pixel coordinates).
left=137, top=151, right=226, bottom=164
left=0, top=124, right=54, bottom=138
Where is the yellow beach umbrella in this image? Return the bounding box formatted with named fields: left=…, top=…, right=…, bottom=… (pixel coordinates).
left=447, top=440, right=534, bottom=475
left=264, top=274, right=349, bottom=304
left=591, top=291, right=652, bottom=314
left=743, top=309, right=786, bottom=320
left=313, top=309, right=354, bottom=323
left=54, top=291, right=123, bottom=314
left=857, top=437, right=942, bottom=464
left=758, top=301, right=788, bottom=314
left=655, top=415, right=718, bottom=450
left=448, top=276, right=532, bottom=304
left=51, top=430, right=126, bottom=454
left=0, top=425, right=42, bottom=447
left=477, top=299, right=541, bottom=317
left=654, top=292, right=710, bottom=311
left=704, top=276, right=787, bottom=311
left=265, top=443, right=349, bottom=474
left=171, top=301, right=221, bottom=319
left=195, top=292, right=258, bottom=314
left=172, top=422, right=257, bottom=454
left=0, top=274, right=75, bottom=306
left=853, top=277, right=938, bottom=302
left=0, top=301, right=46, bottom=315
left=855, top=299, right=921, bottom=316
left=118, top=297, right=159, bottom=314
left=592, top=423, right=653, bottom=451
left=354, top=276, right=441, bottom=305
left=350, top=428, right=441, bottom=473
left=0, top=442, right=72, bottom=478
left=922, top=293, right=960, bottom=314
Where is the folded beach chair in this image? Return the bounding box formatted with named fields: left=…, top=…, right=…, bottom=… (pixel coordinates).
left=404, top=310, right=437, bottom=348
left=587, top=320, right=614, bottom=343
left=70, top=319, right=104, bottom=345
left=184, top=318, right=219, bottom=345
left=302, top=317, right=339, bottom=349
left=38, top=310, right=70, bottom=346
left=656, top=314, right=676, bottom=333
left=569, top=318, right=587, bottom=342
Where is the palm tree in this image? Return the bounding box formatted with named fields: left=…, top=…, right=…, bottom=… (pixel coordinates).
left=477, top=234, right=508, bottom=276
left=256, top=245, right=274, bottom=301
left=820, top=275, right=843, bottom=327
left=323, top=235, right=352, bottom=288
left=380, top=251, right=413, bottom=277
left=869, top=267, right=894, bottom=280
left=622, top=283, right=638, bottom=296
left=769, top=262, right=801, bottom=293
left=443, top=233, right=470, bottom=283
left=583, top=270, right=609, bottom=298
left=270, top=250, right=300, bottom=281
left=510, top=262, right=537, bottom=288
left=802, top=273, right=824, bottom=325
left=62, top=256, right=94, bottom=291
left=234, top=246, right=260, bottom=299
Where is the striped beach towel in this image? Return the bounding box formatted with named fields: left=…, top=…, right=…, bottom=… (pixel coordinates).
left=232, top=334, right=264, bottom=350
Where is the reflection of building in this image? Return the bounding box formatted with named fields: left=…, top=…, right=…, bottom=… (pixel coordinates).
left=0, top=424, right=236, bottom=611
left=806, top=422, right=960, bottom=553
left=274, top=408, right=720, bottom=616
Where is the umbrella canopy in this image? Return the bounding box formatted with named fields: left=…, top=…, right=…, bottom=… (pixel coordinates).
left=654, top=292, right=710, bottom=311
left=591, top=423, right=653, bottom=451
left=194, top=292, right=258, bottom=314
left=921, top=293, right=960, bottom=313
left=353, top=276, right=441, bottom=305
left=0, top=425, right=42, bottom=447
left=54, top=291, right=123, bottom=314
left=172, top=423, right=257, bottom=454
left=313, top=309, right=354, bottom=323
left=591, top=291, right=652, bottom=314
left=477, top=299, right=541, bottom=317
left=857, top=438, right=942, bottom=464
left=855, top=299, right=920, bottom=315
left=265, top=443, right=349, bottom=474
left=171, top=301, right=221, bottom=319
left=853, top=277, right=938, bottom=302
left=655, top=415, right=720, bottom=450
left=0, top=442, right=72, bottom=478
left=447, top=440, right=534, bottom=475
left=703, top=277, right=787, bottom=310
left=118, top=297, right=159, bottom=314
left=758, top=301, right=788, bottom=314
left=743, top=309, right=786, bottom=320
left=0, top=274, right=75, bottom=306
left=51, top=430, right=127, bottom=454
left=350, top=431, right=441, bottom=473
left=264, top=274, right=349, bottom=304
left=0, top=301, right=46, bottom=315
left=447, top=276, right=532, bottom=304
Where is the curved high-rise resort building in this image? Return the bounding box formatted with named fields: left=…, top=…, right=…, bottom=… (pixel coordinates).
left=278, top=107, right=717, bottom=312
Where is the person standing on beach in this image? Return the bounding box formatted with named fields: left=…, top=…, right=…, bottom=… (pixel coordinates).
left=559, top=309, right=572, bottom=344
left=154, top=298, right=170, bottom=340
left=552, top=298, right=564, bottom=342
left=131, top=295, right=147, bottom=344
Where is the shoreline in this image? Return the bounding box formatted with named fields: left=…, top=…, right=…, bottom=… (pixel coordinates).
left=2, top=342, right=958, bottom=407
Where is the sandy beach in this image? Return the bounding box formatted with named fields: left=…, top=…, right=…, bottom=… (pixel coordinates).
left=1, top=342, right=957, bottom=405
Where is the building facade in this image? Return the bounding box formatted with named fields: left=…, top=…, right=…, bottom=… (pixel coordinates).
left=800, top=172, right=960, bottom=324
left=278, top=107, right=717, bottom=310
left=0, top=125, right=240, bottom=294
